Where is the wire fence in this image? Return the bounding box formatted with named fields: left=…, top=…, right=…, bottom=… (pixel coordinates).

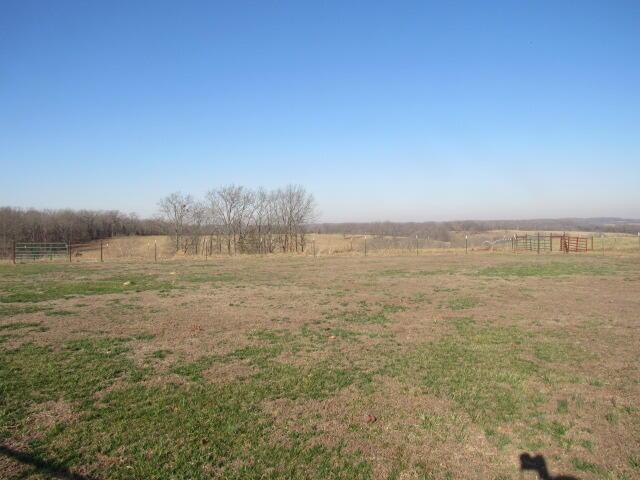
left=1, top=233, right=639, bottom=263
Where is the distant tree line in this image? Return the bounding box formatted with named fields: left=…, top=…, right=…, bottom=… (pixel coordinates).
left=0, top=207, right=165, bottom=250
left=158, top=184, right=317, bottom=254
left=312, top=222, right=454, bottom=242
left=313, top=217, right=640, bottom=239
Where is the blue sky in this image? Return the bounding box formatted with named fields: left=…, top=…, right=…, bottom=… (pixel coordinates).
left=1, top=1, right=639, bottom=221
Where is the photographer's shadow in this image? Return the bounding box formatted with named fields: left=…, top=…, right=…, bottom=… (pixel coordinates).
left=520, top=453, right=578, bottom=480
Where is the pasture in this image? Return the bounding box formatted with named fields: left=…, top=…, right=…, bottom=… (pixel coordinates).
left=1, top=252, right=639, bottom=479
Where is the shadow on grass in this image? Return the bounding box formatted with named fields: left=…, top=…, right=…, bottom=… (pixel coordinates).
left=520, top=453, right=578, bottom=480
left=0, top=445, right=99, bottom=480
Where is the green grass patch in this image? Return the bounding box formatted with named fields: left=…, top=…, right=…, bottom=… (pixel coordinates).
left=534, top=340, right=587, bottom=364
left=533, top=419, right=571, bottom=447
left=0, top=275, right=175, bottom=303
left=299, top=325, right=361, bottom=345
left=376, top=269, right=450, bottom=278
left=0, top=336, right=146, bottom=439
left=0, top=321, right=44, bottom=331
left=0, top=263, right=75, bottom=277
left=477, top=262, right=618, bottom=278
left=0, top=326, right=374, bottom=478
left=0, top=333, right=18, bottom=344
left=0, top=304, right=47, bottom=318
left=447, top=296, right=478, bottom=311
left=149, top=349, right=172, bottom=360
left=556, top=399, right=569, bottom=414
left=179, top=272, right=238, bottom=283
left=381, top=303, right=408, bottom=314
left=45, top=309, right=75, bottom=317
left=1, top=304, right=80, bottom=319
left=327, top=307, right=390, bottom=325
left=386, top=321, right=549, bottom=428
left=33, top=382, right=371, bottom=479
left=171, top=355, right=219, bottom=381
left=571, top=457, right=606, bottom=475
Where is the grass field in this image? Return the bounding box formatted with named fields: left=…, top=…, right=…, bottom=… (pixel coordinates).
left=1, top=252, right=639, bottom=479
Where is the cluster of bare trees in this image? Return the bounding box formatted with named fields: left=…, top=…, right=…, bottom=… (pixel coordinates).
left=158, top=184, right=317, bottom=255
left=0, top=207, right=164, bottom=253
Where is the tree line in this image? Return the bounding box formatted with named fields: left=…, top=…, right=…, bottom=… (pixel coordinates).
left=158, top=184, right=317, bottom=254
left=0, top=207, right=164, bottom=250
left=313, top=217, right=640, bottom=239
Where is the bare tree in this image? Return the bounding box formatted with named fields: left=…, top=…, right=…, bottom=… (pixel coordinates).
left=275, top=185, right=316, bottom=252
left=206, top=185, right=255, bottom=254
left=253, top=188, right=277, bottom=253
left=187, top=201, right=207, bottom=254
left=158, top=192, right=193, bottom=252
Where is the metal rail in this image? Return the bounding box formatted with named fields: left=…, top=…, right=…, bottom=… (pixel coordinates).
left=14, top=242, right=69, bottom=261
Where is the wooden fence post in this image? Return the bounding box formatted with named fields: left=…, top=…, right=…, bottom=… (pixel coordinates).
left=69, top=242, right=72, bottom=263
left=537, top=233, right=540, bottom=254
left=100, top=240, right=103, bottom=262
left=12, top=240, right=16, bottom=264
left=465, top=235, right=468, bottom=254
left=364, top=235, right=367, bottom=256
left=154, top=240, right=157, bottom=263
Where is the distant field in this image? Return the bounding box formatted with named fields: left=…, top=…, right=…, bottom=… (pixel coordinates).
left=1, top=252, right=639, bottom=479
left=39, top=231, right=640, bottom=262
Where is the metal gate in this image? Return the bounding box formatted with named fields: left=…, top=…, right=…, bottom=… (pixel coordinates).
left=513, top=234, right=551, bottom=253
left=14, top=242, right=69, bottom=262
left=559, top=235, right=589, bottom=253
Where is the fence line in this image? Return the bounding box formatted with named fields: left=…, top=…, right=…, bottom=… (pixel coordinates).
left=2, top=233, right=638, bottom=263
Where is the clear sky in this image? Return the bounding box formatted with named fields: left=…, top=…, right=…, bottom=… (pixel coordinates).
left=1, top=1, right=639, bottom=222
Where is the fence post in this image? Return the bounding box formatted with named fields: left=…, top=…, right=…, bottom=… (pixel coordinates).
left=416, top=235, right=419, bottom=256
left=364, top=235, right=367, bottom=257
left=69, top=242, right=72, bottom=263
left=12, top=240, right=16, bottom=264
left=154, top=240, right=157, bottom=263
left=537, top=233, right=540, bottom=254
left=465, top=235, right=468, bottom=254
left=100, top=240, right=103, bottom=262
